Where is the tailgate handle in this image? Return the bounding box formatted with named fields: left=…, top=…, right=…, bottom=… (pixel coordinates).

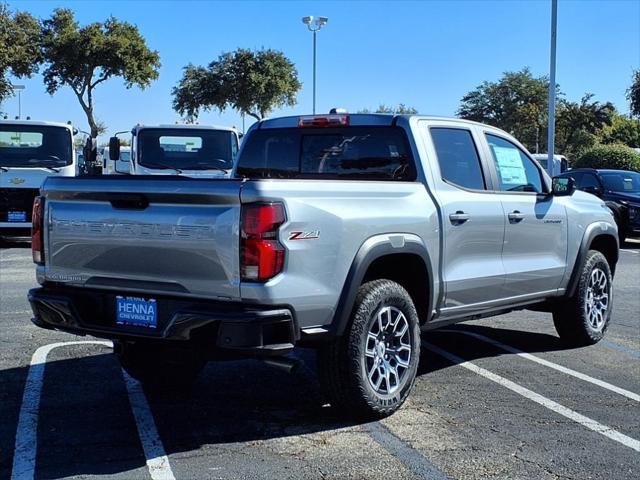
left=108, top=194, right=149, bottom=210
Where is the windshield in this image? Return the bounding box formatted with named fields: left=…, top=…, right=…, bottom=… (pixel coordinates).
left=236, top=127, right=415, bottom=180
left=0, top=125, right=73, bottom=168
left=600, top=171, right=640, bottom=193
left=137, top=128, right=237, bottom=170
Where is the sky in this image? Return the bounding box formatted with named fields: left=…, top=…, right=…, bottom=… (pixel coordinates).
left=2, top=0, right=639, bottom=141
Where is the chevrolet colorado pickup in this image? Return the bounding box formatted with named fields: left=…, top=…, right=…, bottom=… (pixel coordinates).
left=28, top=114, right=619, bottom=418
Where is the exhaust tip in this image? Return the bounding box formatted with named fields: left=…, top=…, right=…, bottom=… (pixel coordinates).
left=261, top=357, right=300, bottom=375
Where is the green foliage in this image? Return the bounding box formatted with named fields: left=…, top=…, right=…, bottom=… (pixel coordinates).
left=456, top=68, right=633, bottom=158
left=41, top=8, right=160, bottom=136
left=555, top=94, right=616, bottom=158
left=0, top=3, right=41, bottom=104
left=457, top=67, right=551, bottom=152
left=574, top=144, right=640, bottom=172
left=172, top=48, right=301, bottom=121
left=601, top=113, right=640, bottom=148
left=359, top=104, right=418, bottom=114
left=627, top=70, right=640, bottom=119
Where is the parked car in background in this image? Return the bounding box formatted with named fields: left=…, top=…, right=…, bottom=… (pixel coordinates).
left=557, top=168, right=640, bottom=243
left=532, top=153, right=569, bottom=176
left=0, top=119, right=78, bottom=241
left=108, top=124, right=239, bottom=178
left=28, top=113, right=619, bottom=419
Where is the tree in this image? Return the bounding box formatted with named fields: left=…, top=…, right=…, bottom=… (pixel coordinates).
left=359, top=104, right=418, bottom=114
left=0, top=4, right=41, bottom=106
left=172, top=48, right=301, bottom=121
left=601, top=113, right=640, bottom=148
left=573, top=144, right=640, bottom=172
left=555, top=94, right=616, bottom=158
left=627, top=69, right=640, bottom=119
left=457, top=68, right=551, bottom=152
left=40, top=8, right=160, bottom=137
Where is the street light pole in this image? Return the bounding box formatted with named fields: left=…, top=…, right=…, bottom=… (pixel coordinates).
left=312, top=28, right=317, bottom=114
left=547, top=0, right=558, bottom=178
left=302, top=16, right=328, bottom=114
left=11, top=84, right=25, bottom=119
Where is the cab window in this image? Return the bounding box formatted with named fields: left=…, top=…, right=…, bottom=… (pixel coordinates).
left=430, top=128, right=486, bottom=190
left=486, top=134, right=543, bottom=193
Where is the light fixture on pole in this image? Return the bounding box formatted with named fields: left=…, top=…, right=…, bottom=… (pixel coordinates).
left=302, top=15, right=329, bottom=114
left=11, top=84, right=25, bottom=119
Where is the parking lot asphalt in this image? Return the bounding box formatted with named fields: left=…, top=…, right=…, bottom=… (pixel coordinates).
left=1, top=241, right=638, bottom=480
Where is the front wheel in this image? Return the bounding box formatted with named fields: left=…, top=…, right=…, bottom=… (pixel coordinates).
left=318, top=279, right=421, bottom=419
left=553, top=250, right=613, bottom=346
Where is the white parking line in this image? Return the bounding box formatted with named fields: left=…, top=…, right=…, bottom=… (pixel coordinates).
left=441, top=330, right=640, bottom=402
left=123, top=371, right=176, bottom=480
left=10, top=341, right=175, bottom=480
left=11, top=341, right=112, bottom=480
left=424, top=341, right=640, bottom=453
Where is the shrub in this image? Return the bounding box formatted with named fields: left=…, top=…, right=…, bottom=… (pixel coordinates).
left=574, top=144, right=640, bottom=171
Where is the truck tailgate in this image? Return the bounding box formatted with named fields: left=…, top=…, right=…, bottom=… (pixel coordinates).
left=41, top=177, right=242, bottom=300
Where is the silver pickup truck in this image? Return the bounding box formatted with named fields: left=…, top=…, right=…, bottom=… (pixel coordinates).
left=29, top=114, right=618, bottom=418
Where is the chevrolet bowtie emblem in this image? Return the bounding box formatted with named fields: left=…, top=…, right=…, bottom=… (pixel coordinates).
left=9, top=178, right=25, bottom=185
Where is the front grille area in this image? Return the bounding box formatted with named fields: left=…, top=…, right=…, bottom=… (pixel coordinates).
left=0, top=188, right=39, bottom=222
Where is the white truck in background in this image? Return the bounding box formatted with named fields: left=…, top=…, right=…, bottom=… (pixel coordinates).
left=109, top=124, right=239, bottom=177
left=0, top=120, right=78, bottom=240
left=100, top=146, right=131, bottom=175
left=532, top=154, right=569, bottom=177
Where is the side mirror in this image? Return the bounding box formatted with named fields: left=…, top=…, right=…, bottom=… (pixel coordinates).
left=552, top=176, right=576, bottom=197
left=109, top=137, right=120, bottom=160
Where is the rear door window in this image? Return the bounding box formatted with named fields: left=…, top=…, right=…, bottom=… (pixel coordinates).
left=430, top=128, right=486, bottom=190
left=236, top=127, right=415, bottom=180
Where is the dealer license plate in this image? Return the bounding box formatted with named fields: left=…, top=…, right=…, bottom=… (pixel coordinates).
left=116, top=296, right=158, bottom=329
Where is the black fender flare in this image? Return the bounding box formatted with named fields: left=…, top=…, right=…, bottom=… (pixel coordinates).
left=330, top=234, right=434, bottom=337
left=566, top=222, right=619, bottom=298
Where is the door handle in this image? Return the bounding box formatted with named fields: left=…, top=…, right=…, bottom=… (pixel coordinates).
left=449, top=211, right=470, bottom=224
left=508, top=210, right=525, bottom=223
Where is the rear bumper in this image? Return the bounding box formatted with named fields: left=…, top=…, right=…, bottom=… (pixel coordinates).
left=0, top=225, right=31, bottom=240
left=28, top=286, right=298, bottom=356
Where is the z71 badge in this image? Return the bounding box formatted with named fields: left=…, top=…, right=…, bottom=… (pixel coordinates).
left=288, top=230, right=320, bottom=240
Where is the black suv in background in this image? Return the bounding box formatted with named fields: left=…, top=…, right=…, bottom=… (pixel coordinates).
left=558, top=168, right=640, bottom=243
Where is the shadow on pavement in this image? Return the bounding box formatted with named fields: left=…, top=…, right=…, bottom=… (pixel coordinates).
left=0, top=240, right=30, bottom=250
left=0, top=325, right=576, bottom=478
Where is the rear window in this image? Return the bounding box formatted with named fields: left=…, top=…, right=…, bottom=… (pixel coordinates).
left=236, top=127, right=415, bottom=180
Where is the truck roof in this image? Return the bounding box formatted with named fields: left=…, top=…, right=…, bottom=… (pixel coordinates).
left=0, top=119, right=74, bottom=130
left=133, top=124, right=237, bottom=132
left=257, top=113, right=495, bottom=130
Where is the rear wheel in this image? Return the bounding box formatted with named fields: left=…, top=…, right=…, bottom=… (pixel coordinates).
left=318, top=279, right=420, bottom=419
left=115, top=340, right=206, bottom=389
left=553, top=250, right=613, bottom=346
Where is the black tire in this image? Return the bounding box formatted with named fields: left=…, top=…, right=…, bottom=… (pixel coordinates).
left=553, top=250, right=613, bottom=346
left=318, top=279, right=421, bottom=419
left=115, top=340, right=206, bottom=389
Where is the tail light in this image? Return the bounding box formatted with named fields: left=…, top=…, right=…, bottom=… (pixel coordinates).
left=241, top=203, right=286, bottom=282
left=32, top=196, right=45, bottom=265
left=298, top=114, right=349, bottom=128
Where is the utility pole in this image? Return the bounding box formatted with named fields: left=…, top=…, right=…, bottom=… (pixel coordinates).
left=547, top=0, right=558, bottom=177
left=302, top=16, right=329, bottom=114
